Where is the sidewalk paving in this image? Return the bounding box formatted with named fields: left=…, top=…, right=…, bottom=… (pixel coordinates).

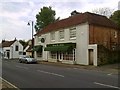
left=1, top=78, right=20, bottom=90
left=38, top=61, right=119, bottom=75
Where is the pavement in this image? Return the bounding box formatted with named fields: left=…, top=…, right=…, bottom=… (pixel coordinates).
left=38, top=61, right=120, bottom=75
left=1, top=60, right=120, bottom=89
left=1, top=77, right=20, bottom=90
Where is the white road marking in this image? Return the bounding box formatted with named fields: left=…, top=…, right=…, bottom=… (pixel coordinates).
left=73, top=68, right=78, bottom=69
left=107, top=73, right=112, bottom=75
left=37, top=70, right=64, bottom=77
left=0, top=77, right=18, bottom=88
left=94, top=82, right=120, bottom=89
left=15, top=65, right=28, bottom=70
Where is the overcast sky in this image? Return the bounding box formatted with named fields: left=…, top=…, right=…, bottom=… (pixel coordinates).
left=0, top=0, right=119, bottom=42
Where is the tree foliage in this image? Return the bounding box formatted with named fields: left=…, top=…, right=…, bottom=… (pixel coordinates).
left=92, top=7, right=113, bottom=18
left=19, top=40, right=28, bottom=47
left=35, top=6, right=59, bottom=32
left=110, top=10, right=120, bottom=26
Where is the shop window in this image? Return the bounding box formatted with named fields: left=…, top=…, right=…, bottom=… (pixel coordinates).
left=50, top=52, right=56, bottom=59
left=37, top=52, right=42, bottom=57
left=63, top=51, right=73, bottom=60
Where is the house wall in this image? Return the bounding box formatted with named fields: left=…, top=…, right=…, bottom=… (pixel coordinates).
left=35, top=23, right=90, bottom=65
left=10, top=41, right=23, bottom=59
left=3, top=47, right=10, bottom=59
left=89, top=25, right=119, bottom=50
left=89, top=25, right=120, bottom=65
left=26, top=52, right=32, bottom=56
left=76, top=23, right=89, bottom=65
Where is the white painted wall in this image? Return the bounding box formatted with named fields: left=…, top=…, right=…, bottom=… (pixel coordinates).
left=24, top=46, right=29, bottom=52
left=3, top=47, right=10, bottom=59
left=10, top=41, right=23, bottom=58
left=76, top=23, right=89, bottom=65
left=35, top=23, right=90, bottom=65
left=2, top=40, right=23, bottom=59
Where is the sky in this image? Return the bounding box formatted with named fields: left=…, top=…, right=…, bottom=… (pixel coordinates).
left=0, top=0, right=119, bottom=42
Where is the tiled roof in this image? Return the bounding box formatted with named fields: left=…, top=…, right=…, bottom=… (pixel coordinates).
left=2, top=40, right=16, bottom=47
left=35, top=12, right=119, bottom=36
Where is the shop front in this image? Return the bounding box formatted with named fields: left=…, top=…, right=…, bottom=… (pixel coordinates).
left=44, top=43, right=76, bottom=64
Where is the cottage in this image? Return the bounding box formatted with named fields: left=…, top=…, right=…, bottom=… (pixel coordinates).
left=34, top=12, right=120, bottom=66
left=23, top=39, right=34, bottom=57
left=1, top=39, right=23, bottom=59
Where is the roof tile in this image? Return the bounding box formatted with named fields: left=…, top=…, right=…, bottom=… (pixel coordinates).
left=2, top=40, right=16, bottom=47
left=35, top=12, right=119, bottom=36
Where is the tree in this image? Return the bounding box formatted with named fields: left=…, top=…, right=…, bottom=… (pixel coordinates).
left=110, top=10, right=120, bottom=26
left=19, top=40, right=28, bottom=47
left=35, top=6, right=59, bottom=32
left=92, top=7, right=113, bottom=18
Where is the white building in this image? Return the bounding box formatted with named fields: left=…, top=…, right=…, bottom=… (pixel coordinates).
left=34, top=12, right=119, bottom=66
left=1, top=39, right=23, bottom=59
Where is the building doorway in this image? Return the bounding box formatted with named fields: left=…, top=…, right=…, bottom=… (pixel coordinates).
left=7, top=52, right=10, bottom=59
left=89, top=49, right=93, bottom=65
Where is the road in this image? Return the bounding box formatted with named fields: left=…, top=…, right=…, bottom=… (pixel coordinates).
left=2, top=60, right=119, bottom=89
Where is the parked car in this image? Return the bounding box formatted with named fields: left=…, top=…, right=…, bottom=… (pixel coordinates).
left=19, top=55, right=37, bottom=64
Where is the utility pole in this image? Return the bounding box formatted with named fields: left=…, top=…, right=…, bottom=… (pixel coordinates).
left=28, top=21, right=34, bottom=58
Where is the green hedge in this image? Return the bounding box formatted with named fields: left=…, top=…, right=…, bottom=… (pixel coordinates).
left=97, top=45, right=120, bottom=65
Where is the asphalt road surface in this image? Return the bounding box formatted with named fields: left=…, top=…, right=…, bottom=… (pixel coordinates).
left=2, top=60, right=119, bottom=89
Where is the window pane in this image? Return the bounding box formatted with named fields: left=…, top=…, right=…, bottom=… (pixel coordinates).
left=51, top=52, right=56, bottom=59
left=37, top=52, right=42, bottom=57
left=15, top=45, right=19, bottom=51
left=19, top=52, right=23, bottom=55
left=70, top=28, right=76, bottom=39
left=59, top=30, right=64, bottom=39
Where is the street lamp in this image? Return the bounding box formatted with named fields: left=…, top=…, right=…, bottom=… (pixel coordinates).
left=27, top=20, right=34, bottom=58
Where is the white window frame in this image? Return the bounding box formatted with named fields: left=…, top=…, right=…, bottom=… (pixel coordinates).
left=69, top=27, right=76, bottom=39
left=59, top=30, right=64, bottom=40
left=51, top=32, right=55, bottom=41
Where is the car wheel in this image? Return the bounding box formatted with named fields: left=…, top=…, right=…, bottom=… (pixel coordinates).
left=19, top=60, right=22, bottom=63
